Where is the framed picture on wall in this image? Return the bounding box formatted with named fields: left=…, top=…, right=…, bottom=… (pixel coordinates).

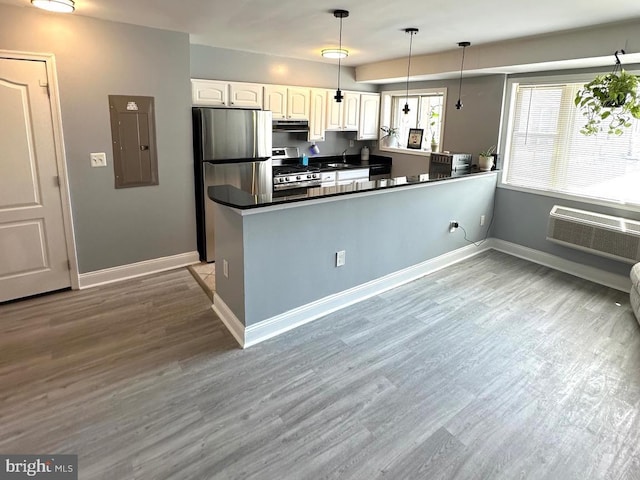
left=407, top=128, right=423, bottom=149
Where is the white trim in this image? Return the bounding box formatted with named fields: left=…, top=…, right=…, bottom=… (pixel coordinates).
left=212, top=238, right=632, bottom=348
left=0, top=50, right=80, bottom=289
left=214, top=242, right=492, bottom=348
left=78, top=252, right=200, bottom=289
left=212, top=293, right=246, bottom=348
left=491, top=238, right=631, bottom=293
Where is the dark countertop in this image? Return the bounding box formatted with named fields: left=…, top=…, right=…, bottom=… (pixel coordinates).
left=283, top=154, right=392, bottom=172
left=209, top=169, right=498, bottom=210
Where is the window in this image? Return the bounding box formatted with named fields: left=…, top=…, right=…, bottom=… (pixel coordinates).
left=503, top=76, right=640, bottom=207
left=380, top=88, right=446, bottom=153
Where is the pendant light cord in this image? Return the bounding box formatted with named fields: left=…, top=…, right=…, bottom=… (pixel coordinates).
left=405, top=31, right=415, bottom=105
left=337, top=16, right=343, bottom=91
left=455, top=41, right=470, bottom=109
left=457, top=46, right=466, bottom=100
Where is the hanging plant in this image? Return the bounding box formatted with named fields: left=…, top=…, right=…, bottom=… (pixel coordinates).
left=574, top=50, right=640, bottom=136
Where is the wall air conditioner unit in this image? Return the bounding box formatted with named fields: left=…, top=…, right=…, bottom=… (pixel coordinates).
left=547, top=205, right=640, bottom=264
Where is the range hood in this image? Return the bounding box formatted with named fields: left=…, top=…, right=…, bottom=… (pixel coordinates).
left=272, top=118, right=309, bottom=132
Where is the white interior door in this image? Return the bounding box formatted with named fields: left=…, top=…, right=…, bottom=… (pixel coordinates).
left=0, top=58, right=71, bottom=302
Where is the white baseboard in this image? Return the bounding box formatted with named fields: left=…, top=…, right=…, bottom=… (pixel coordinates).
left=212, top=293, right=245, bottom=348
left=214, top=242, right=492, bottom=348
left=490, top=239, right=631, bottom=293
left=78, top=251, right=200, bottom=289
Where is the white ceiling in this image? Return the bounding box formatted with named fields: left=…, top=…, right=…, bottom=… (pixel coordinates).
left=4, top=0, right=640, bottom=66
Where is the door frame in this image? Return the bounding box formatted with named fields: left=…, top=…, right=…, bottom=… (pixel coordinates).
left=0, top=50, right=79, bottom=290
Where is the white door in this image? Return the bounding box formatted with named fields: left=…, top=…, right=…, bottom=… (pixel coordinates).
left=191, top=79, right=228, bottom=107
left=264, top=86, right=287, bottom=119
left=0, top=58, right=71, bottom=302
left=287, top=87, right=310, bottom=119
left=228, top=82, right=263, bottom=109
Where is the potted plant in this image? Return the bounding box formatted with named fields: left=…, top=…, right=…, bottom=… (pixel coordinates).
left=574, top=67, right=640, bottom=136
left=428, top=108, right=440, bottom=152
left=478, top=145, right=496, bottom=171
left=380, top=126, right=399, bottom=148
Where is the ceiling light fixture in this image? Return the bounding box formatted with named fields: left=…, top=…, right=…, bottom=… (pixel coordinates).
left=455, top=41, right=471, bottom=110
left=331, top=9, right=349, bottom=103
left=402, top=28, right=419, bottom=115
left=31, top=0, right=75, bottom=13
left=321, top=48, right=349, bottom=59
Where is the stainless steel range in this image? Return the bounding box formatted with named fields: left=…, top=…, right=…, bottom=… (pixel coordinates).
left=273, top=165, right=321, bottom=191
left=272, top=147, right=321, bottom=191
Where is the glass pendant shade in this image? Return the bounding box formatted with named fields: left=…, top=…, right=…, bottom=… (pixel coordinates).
left=31, top=0, right=75, bottom=13
left=322, top=49, right=348, bottom=59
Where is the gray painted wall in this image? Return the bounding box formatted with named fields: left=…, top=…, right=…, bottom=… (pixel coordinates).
left=492, top=188, right=638, bottom=278
left=373, top=75, right=506, bottom=177
left=0, top=5, right=196, bottom=273
left=191, top=44, right=377, bottom=92
left=216, top=174, right=497, bottom=326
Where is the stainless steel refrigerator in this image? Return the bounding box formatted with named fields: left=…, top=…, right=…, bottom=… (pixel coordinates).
left=193, top=108, right=272, bottom=262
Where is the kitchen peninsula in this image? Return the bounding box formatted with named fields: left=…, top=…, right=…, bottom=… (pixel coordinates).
left=209, top=170, right=498, bottom=347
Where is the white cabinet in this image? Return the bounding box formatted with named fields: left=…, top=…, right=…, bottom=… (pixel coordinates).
left=264, top=85, right=287, bottom=119
left=358, top=93, right=380, bottom=140
left=192, top=79, right=262, bottom=109
left=309, top=89, right=327, bottom=142
left=228, top=82, right=263, bottom=108
left=287, top=87, right=310, bottom=119
left=192, top=79, right=227, bottom=107
left=264, top=86, right=310, bottom=120
left=343, top=93, right=360, bottom=131
left=326, top=91, right=360, bottom=131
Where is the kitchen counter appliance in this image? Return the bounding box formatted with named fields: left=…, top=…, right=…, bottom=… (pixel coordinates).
left=193, top=107, right=272, bottom=262
left=429, top=152, right=472, bottom=177
left=272, top=147, right=322, bottom=193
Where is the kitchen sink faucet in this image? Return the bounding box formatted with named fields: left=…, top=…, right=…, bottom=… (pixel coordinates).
left=341, top=148, right=348, bottom=163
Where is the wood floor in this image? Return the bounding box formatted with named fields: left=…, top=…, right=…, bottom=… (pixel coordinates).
left=1, top=251, right=639, bottom=480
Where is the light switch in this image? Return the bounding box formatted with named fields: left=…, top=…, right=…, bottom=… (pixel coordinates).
left=90, top=152, right=107, bottom=167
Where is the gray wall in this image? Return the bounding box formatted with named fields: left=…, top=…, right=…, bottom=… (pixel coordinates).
left=492, top=66, right=640, bottom=279
left=273, top=130, right=374, bottom=159
left=374, top=75, right=506, bottom=177
left=0, top=5, right=196, bottom=273
left=492, top=188, right=638, bottom=278
left=216, top=174, right=497, bottom=326
left=191, top=44, right=377, bottom=92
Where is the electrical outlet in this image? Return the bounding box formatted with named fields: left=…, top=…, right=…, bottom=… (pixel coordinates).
left=349, top=140, right=354, bottom=147
left=449, top=221, right=458, bottom=233
left=336, top=250, right=346, bottom=267
left=480, top=215, right=486, bottom=226
left=223, top=259, right=229, bottom=278
left=90, top=152, right=107, bottom=167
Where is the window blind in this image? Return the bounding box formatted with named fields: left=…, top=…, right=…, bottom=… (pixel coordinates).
left=505, top=83, right=640, bottom=206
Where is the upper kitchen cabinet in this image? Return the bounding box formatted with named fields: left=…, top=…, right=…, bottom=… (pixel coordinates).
left=192, top=79, right=227, bottom=107
left=191, top=79, right=262, bottom=109
left=357, top=93, right=380, bottom=140
left=228, top=82, right=263, bottom=108
left=309, top=89, right=327, bottom=142
left=326, top=92, right=360, bottom=131
left=264, top=86, right=310, bottom=120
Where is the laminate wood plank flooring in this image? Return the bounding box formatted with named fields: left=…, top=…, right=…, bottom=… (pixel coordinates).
left=1, top=250, right=639, bottom=479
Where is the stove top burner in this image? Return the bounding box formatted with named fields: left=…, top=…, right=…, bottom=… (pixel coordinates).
left=273, top=165, right=320, bottom=175
left=273, top=164, right=321, bottom=190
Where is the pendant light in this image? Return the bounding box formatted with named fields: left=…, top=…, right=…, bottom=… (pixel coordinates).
left=331, top=9, right=349, bottom=103
left=402, top=28, right=419, bottom=114
left=31, top=0, right=75, bottom=13
left=455, top=41, right=471, bottom=110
